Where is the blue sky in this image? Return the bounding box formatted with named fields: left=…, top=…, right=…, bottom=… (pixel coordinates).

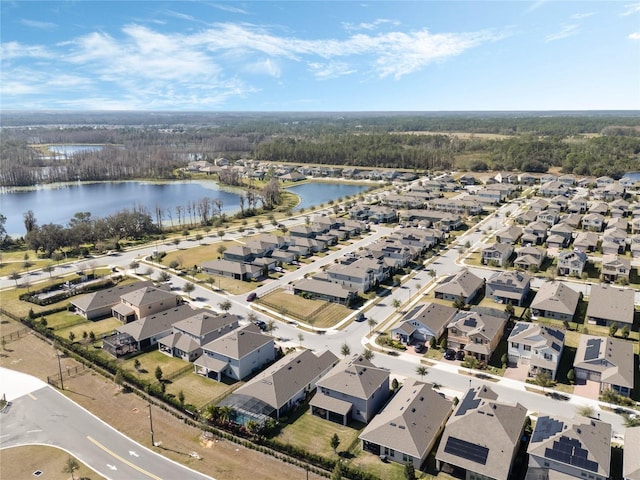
left=1, top=1, right=639, bottom=111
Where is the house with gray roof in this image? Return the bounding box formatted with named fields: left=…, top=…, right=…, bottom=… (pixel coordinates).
left=71, top=280, right=154, bottom=320
left=586, top=284, right=634, bottom=327
left=523, top=221, right=549, bottom=245
left=292, top=278, right=356, bottom=306
left=219, top=349, right=339, bottom=425
left=507, top=322, right=565, bottom=380
left=436, top=386, right=527, bottom=480
left=573, top=231, right=599, bottom=253
left=360, top=379, right=453, bottom=469
left=310, top=354, right=390, bottom=425
left=200, top=259, right=262, bottom=281
left=601, top=254, right=632, bottom=283
left=548, top=222, right=574, bottom=247
left=482, top=243, right=514, bottom=267
left=391, top=302, right=458, bottom=347
left=195, top=323, right=275, bottom=381
left=113, top=284, right=181, bottom=324
left=447, top=309, right=508, bottom=362
left=495, top=225, right=523, bottom=245
left=113, top=304, right=199, bottom=353
left=514, top=245, right=546, bottom=270
left=486, top=270, right=531, bottom=306
left=582, top=213, right=605, bottom=232
left=573, top=335, right=634, bottom=397
left=530, top=282, right=580, bottom=322
left=158, top=312, right=239, bottom=362
left=624, top=426, right=640, bottom=480
left=526, top=415, right=611, bottom=480
left=434, top=268, right=484, bottom=304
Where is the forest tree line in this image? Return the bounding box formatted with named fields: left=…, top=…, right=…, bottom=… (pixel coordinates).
left=1, top=114, right=639, bottom=187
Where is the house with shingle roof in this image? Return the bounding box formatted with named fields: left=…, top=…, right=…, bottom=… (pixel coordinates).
left=530, top=282, right=580, bottom=322
left=481, top=243, right=514, bottom=267
left=158, top=312, right=239, bottom=362
left=434, top=268, right=485, bottom=304
left=586, top=284, right=634, bottom=327
left=391, top=302, right=458, bottom=347
left=508, top=322, right=565, bottom=380
left=573, top=335, right=634, bottom=397
left=548, top=222, right=574, bottom=247
left=447, top=308, right=508, bottom=362
left=526, top=415, right=611, bottom=480
left=514, top=245, right=546, bottom=270
left=218, top=349, right=339, bottom=425
left=582, top=213, right=605, bottom=232
left=71, top=280, right=154, bottom=320
left=557, top=250, right=588, bottom=277
left=523, top=221, right=549, bottom=245
left=601, top=254, right=632, bottom=283
left=624, top=426, right=640, bottom=480
left=573, top=231, right=599, bottom=253
left=292, top=278, right=356, bottom=306
left=495, top=225, right=523, bottom=245
left=310, top=354, right=390, bottom=425
left=360, top=379, right=453, bottom=469
left=486, top=270, right=531, bottom=306
left=200, top=259, right=262, bottom=281
left=195, top=323, right=275, bottom=381
left=436, top=386, right=527, bottom=480
left=112, top=284, right=181, bottom=324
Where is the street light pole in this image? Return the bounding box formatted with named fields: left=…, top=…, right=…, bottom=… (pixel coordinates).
left=56, top=349, right=64, bottom=390
left=148, top=403, right=155, bottom=446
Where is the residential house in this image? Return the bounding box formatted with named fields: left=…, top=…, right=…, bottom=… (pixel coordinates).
left=515, top=210, right=538, bottom=226
left=200, top=259, right=262, bottom=281
left=558, top=174, right=576, bottom=186
left=310, top=354, right=390, bottom=425
left=486, top=270, right=532, bottom=306
left=573, top=335, right=634, bottom=397
left=540, top=174, right=558, bottom=183
left=607, top=217, right=631, bottom=232
left=601, top=227, right=628, bottom=255
left=559, top=212, right=583, bottom=229
left=632, top=218, right=640, bottom=234
left=536, top=210, right=559, bottom=227
left=360, top=379, right=453, bottom=469
left=112, top=285, right=181, bottom=324
left=568, top=197, right=589, bottom=214
left=436, top=386, right=527, bottom=480
left=507, top=322, right=565, bottom=380
left=514, top=245, right=546, bottom=270
left=589, top=202, right=609, bottom=216
left=581, top=213, right=605, bottom=232
left=112, top=304, right=198, bottom=354
left=596, top=176, right=615, bottom=188
left=324, top=258, right=380, bottom=293
left=522, top=221, right=549, bottom=245
left=557, top=250, right=588, bottom=277
left=548, top=195, right=569, bottom=212
left=459, top=173, right=476, bottom=185
left=292, top=278, right=356, bottom=306
left=447, top=309, right=508, bottom=362
left=623, top=427, right=640, bottom=480
left=195, top=323, right=275, bottom=381
left=601, top=254, right=631, bottom=283
left=71, top=280, right=154, bottom=320
left=519, top=173, right=537, bottom=185
left=631, top=234, right=640, bottom=260
left=573, top=231, right=599, bottom=253
left=495, top=225, right=523, bottom=245
left=218, top=349, right=339, bottom=425
left=158, top=312, right=239, bottom=362
left=548, top=223, right=574, bottom=247
left=481, top=243, right=514, bottom=267
left=434, top=268, right=485, bottom=304
left=391, top=302, right=458, bottom=347
left=529, top=199, right=550, bottom=212
left=586, top=284, right=634, bottom=327
left=526, top=415, right=611, bottom=480
left=539, top=181, right=568, bottom=197
left=530, top=282, right=580, bottom=322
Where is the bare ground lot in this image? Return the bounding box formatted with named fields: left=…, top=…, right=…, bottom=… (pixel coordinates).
left=0, top=319, right=323, bottom=480
left=0, top=445, right=105, bottom=480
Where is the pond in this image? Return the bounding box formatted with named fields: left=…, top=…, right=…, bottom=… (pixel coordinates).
left=47, top=144, right=105, bottom=158
left=1, top=180, right=371, bottom=237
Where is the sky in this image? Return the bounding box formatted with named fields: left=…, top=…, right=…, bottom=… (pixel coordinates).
left=1, top=1, right=639, bottom=111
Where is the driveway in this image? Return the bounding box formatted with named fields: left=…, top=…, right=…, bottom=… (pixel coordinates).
left=573, top=379, right=601, bottom=400
left=503, top=362, right=529, bottom=382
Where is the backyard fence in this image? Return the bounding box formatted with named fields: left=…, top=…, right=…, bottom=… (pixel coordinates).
left=47, top=363, right=87, bottom=388
left=1, top=327, right=30, bottom=344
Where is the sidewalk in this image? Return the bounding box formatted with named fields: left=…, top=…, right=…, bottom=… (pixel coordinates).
left=0, top=367, right=46, bottom=402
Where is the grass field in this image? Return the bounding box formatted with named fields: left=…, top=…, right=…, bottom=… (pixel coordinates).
left=257, top=289, right=351, bottom=328
left=0, top=445, right=105, bottom=480
left=163, top=370, right=238, bottom=409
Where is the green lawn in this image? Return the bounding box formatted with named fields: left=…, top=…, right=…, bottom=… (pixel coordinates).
left=58, top=317, right=122, bottom=341
left=120, top=349, right=191, bottom=383
left=257, top=289, right=351, bottom=328
left=163, top=370, right=238, bottom=409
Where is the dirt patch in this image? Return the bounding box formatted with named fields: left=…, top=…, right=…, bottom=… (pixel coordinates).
left=0, top=320, right=323, bottom=480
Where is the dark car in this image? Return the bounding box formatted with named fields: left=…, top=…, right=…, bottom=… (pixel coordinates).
left=246, top=292, right=257, bottom=302
left=414, top=343, right=426, bottom=354
left=444, top=349, right=456, bottom=360
left=455, top=350, right=466, bottom=361
left=354, top=312, right=366, bottom=322
left=253, top=320, right=267, bottom=331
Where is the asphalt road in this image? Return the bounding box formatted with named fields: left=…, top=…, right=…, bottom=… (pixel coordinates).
left=0, top=379, right=214, bottom=480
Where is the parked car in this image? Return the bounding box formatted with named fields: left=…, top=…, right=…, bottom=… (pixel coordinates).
left=354, top=312, right=366, bottom=322
left=253, top=319, right=267, bottom=331
left=414, top=343, right=426, bottom=354
left=455, top=350, right=466, bottom=361
left=274, top=266, right=284, bottom=273
left=246, top=292, right=257, bottom=302
left=444, top=349, right=456, bottom=360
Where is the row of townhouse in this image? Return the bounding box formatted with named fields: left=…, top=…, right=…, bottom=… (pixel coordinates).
left=292, top=227, right=443, bottom=304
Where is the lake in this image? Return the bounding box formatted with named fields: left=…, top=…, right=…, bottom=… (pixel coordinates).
left=48, top=145, right=105, bottom=157
left=0, top=180, right=369, bottom=236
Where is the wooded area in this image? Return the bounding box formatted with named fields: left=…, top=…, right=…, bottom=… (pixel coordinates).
left=1, top=112, right=639, bottom=187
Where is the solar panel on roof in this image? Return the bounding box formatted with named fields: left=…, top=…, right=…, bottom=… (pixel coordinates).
left=532, top=416, right=565, bottom=443
left=455, top=389, right=481, bottom=416
left=544, top=436, right=599, bottom=473
left=463, top=317, right=477, bottom=327
left=444, top=437, right=489, bottom=465
left=511, top=323, right=528, bottom=336
left=584, top=338, right=601, bottom=361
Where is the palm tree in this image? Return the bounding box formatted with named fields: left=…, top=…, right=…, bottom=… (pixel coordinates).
left=367, top=317, right=378, bottom=335
left=416, top=365, right=428, bottom=381
left=340, top=342, right=351, bottom=358
left=362, top=349, right=374, bottom=361
left=218, top=300, right=232, bottom=312
left=63, top=457, right=80, bottom=480
left=9, top=271, right=20, bottom=287
left=392, top=298, right=401, bottom=309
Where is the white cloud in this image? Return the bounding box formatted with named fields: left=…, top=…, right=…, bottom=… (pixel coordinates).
left=208, top=3, right=249, bottom=15
left=545, top=24, right=579, bottom=42
left=570, top=12, right=595, bottom=20
left=524, top=0, right=548, bottom=14
left=622, top=3, right=640, bottom=15
left=244, top=58, right=281, bottom=77
left=629, top=32, right=640, bottom=39
left=307, top=61, right=356, bottom=80
left=20, top=19, right=58, bottom=30
left=342, top=19, right=401, bottom=32
left=0, top=41, right=53, bottom=60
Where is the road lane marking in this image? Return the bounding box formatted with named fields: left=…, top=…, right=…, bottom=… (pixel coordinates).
left=27, top=429, right=43, bottom=433
left=87, top=436, right=162, bottom=480
left=28, top=393, right=37, bottom=400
